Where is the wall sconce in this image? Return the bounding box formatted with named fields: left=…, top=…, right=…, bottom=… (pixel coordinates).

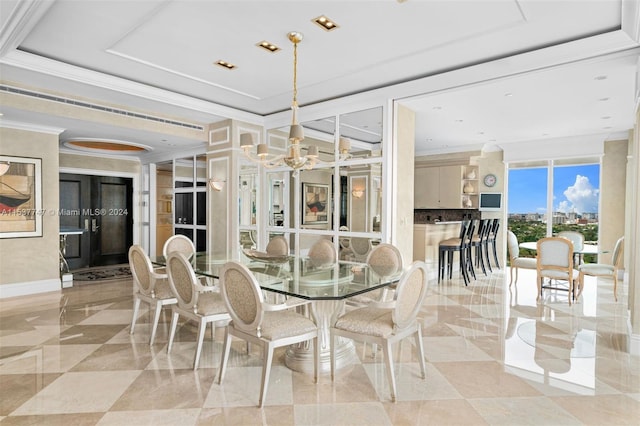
left=0, top=161, right=10, bottom=176
left=209, top=178, right=226, bottom=192
left=352, top=188, right=364, bottom=199
left=339, top=137, right=351, bottom=160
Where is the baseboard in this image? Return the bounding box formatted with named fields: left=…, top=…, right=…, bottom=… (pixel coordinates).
left=0, top=278, right=61, bottom=299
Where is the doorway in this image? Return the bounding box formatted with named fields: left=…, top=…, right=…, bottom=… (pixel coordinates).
left=59, top=173, right=133, bottom=269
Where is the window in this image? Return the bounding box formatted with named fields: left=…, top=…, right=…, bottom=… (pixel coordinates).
left=507, top=160, right=600, bottom=262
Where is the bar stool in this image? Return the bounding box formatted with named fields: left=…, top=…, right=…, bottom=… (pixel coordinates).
left=471, top=219, right=491, bottom=276
left=487, top=218, right=501, bottom=269
left=438, top=220, right=474, bottom=286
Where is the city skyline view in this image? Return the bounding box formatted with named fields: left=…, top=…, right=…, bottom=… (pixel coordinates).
left=508, top=164, right=600, bottom=215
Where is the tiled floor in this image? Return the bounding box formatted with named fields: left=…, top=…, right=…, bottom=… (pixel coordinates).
left=1, top=266, right=639, bottom=425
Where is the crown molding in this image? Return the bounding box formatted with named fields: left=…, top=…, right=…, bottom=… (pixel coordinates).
left=0, top=50, right=263, bottom=124
left=0, top=118, right=64, bottom=135
left=0, top=0, right=54, bottom=57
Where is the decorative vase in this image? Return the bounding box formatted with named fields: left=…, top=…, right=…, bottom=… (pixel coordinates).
left=467, top=170, right=476, bottom=179
left=464, top=197, right=473, bottom=208
left=463, top=182, right=474, bottom=194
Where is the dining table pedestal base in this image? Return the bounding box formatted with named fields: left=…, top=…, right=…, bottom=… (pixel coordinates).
left=284, top=299, right=358, bottom=374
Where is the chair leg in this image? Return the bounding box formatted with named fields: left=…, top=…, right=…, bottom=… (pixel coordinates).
left=476, top=246, right=487, bottom=275
left=382, top=341, right=397, bottom=403
left=149, top=301, right=163, bottom=346
left=536, top=277, right=542, bottom=301
left=509, top=266, right=515, bottom=287
left=492, top=241, right=500, bottom=268
left=193, top=318, right=207, bottom=370
left=330, top=331, right=336, bottom=381
left=167, top=310, right=179, bottom=354
left=576, top=272, right=585, bottom=300
left=459, top=250, right=469, bottom=286
left=217, top=328, right=232, bottom=384
left=484, top=243, right=492, bottom=273
left=130, top=296, right=141, bottom=334
left=314, top=336, right=319, bottom=384
left=415, top=325, right=426, bottom=379
left=466, top=247, right=476, bottom=280
left=259, top=342, right=274, bottom=408
left=613, top=274, right=618, bottom=302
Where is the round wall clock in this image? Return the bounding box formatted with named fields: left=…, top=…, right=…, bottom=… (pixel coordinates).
left=484, top=173, right=497, bottom=187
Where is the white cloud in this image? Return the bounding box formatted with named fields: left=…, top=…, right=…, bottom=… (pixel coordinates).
left=558, top=175, right=599, bottom=214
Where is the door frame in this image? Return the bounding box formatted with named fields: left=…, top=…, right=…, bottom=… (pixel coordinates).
left=59, top=167, right=141, bottom=249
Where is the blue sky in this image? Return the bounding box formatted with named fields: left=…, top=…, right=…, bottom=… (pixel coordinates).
left=508, top=164, right=600, bottom=214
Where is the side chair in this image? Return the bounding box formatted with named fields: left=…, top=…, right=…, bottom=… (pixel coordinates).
left=330, top=261, right=428, bottom=402
left=265, top=235, right=289, bottom=256
left=165, top=252, right=230, bottom=370
left=308, top=238, right=337, bottom=267
left=507, top=231, right=537, bottom=287
left=128, top=245, right=177, bottom=345
left=217, top=261, right=318, bottom=408
left=536, top=237, right=579, bottom=305
left=577, top=236, right=624, bottom=301
left=163, top=234, right=196, bottom=259
left=558, top=230, right=585, bottom=266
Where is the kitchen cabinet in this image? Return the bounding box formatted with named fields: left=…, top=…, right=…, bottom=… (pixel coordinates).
left=415, top=165, right=463, bottom=208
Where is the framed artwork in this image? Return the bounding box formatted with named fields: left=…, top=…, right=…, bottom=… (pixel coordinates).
left=302, top=183, right=329, bottom=224
left=0, top=155, right=43, bottom=238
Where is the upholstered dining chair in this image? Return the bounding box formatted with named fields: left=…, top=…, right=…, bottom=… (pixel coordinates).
left=347, top=243, right=404, bottom=308
left=163, top=234, right=213, bottom=285
left=330, top=261, right=428, bottom=402
left=128, top=245, right=177, bottom=345
left=308, top=238, right=337, bottom=267
left=536, top=237, right=580, bottom=305
left=577, top=236, right=624, bottom=301
left=558, top=230, right=585, bottom=266
left=265, top=235, right=289, bottom=256
left=217, top=261, right=318, bottom=408
left=349, top=237, right=373, bottom=262
left=163, top=234, right=196, bottom=259
left=507, top=231, right=537, bottom=287
left=165, top=252, right=230, bottom=370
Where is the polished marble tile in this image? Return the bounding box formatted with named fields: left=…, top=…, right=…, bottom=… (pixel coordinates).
left=12, top=370, right=141, bottom=415
left=0, top=268, right=638, bottom=425
left=383, top=399, right=488, bottom=425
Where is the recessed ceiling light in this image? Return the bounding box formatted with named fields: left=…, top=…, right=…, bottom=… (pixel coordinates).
left=594, top=75, right=608, bottom=80
left=257, top=40, right=280, bottom=52
left=478, top=131, right=484, bottom=135
left=455, top=119, right=463, bottom=123
left=598, top=97, right=610, bottom=102
left=432, top=106, right=442, bottom=110
left=426, top=138, right=433, bottom=142
left=603, top=126, right=612, bottom=129
left=215, top=60, right=236, bottom=70
left=313, top=15, right=339, bottom=31
left=601, top=116, right=611, bottom=120
left=504, top=92, right=513, bottom=97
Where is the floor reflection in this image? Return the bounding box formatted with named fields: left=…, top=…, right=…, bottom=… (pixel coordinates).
left=0, top=266, right=638, bottom=424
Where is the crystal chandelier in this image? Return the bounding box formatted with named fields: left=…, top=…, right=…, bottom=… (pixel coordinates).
left=240, top=31, right=320, bottom=175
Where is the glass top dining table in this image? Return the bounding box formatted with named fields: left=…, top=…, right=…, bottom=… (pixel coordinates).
left=518, top=241, right=605, bottom=255
left=151, top=250, right=402, bottom=373
left=150, top=251, right=402, bottom=301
